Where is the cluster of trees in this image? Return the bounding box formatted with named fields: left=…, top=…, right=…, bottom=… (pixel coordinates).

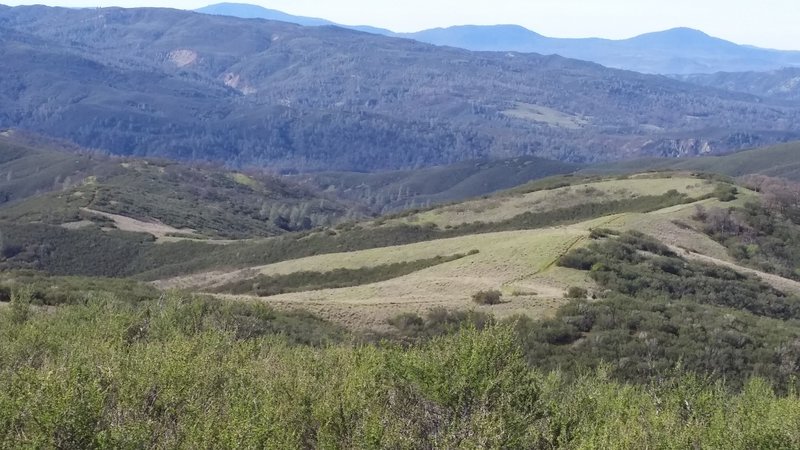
left=694, top=176, right=800, bottom=280
left=743, top=175, right=800, bottom=220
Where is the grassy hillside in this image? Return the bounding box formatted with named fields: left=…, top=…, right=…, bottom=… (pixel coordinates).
left=0, top=173, right=706, bottom=282
left=321, top=140, right=800, bottom=213
left=0, top=134, right=362, bottom=239
left=145, top=173, right=755, bottom=329
left=391, top=174, right=717, bottom=228
left=0, top=132, right=104, bottom=206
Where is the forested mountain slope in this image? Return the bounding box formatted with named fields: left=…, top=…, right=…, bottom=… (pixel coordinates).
left=297, top=156, right=578, bottom=213
left=2, top=6, right=800, bottom=171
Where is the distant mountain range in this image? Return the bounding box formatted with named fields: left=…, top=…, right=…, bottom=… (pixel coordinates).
left=2, top=5, right=800, bottom=172
left=197, top=3, right=800, bottom=75
left=195, top=3, right=390, bottom=35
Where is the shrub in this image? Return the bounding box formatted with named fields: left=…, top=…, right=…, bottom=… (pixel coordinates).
left=565, top=287, right=589, bottom=299
left=472, top=290, right=503, bottom=305
left=589, top=228, right=620, bottom=239
left=558, top=248, right=599, bottom=270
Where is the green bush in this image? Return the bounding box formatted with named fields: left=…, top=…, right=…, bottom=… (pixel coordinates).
left=714, top=184, right=739, bottom=202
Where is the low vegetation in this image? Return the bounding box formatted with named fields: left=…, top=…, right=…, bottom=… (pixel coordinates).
left=2, top=292, right=800, bottom=448
left=564, top=286, right=588, bottom=299
left=386, top=308, right=495, bottom=342
left=0, top=271, right=159, bottom=306
left=5, top=149, right=800, bottom=447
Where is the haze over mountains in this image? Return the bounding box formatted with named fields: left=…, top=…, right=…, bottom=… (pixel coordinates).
left=195, top=2, right=391, bottom=35
left=197, top=3, right=800, bottom=75
left=2, top=5, right=800, bottom=173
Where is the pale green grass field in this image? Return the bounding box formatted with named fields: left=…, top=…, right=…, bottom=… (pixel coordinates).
left=397, top=176, right=715, bottom=228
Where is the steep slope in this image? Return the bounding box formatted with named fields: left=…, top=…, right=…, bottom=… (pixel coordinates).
left=2, top=6, right=800, bottom=172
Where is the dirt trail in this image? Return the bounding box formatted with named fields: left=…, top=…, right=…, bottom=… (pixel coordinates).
left=81, top=208, right=198, bottom=239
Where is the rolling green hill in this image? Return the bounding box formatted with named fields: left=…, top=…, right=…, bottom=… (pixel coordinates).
left=0, top=132, right=362, bottom=239
left=587, top=141, right=800, bottom=181
left=4, top=169, right=800, bottom=387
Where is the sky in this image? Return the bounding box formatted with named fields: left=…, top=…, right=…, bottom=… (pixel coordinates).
left=3, top=0, right=799, bottom=50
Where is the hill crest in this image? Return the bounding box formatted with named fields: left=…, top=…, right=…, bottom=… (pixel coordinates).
left=195, top=3, right=800, bottom=74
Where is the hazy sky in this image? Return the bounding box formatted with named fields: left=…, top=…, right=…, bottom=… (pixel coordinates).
left=4, top=0, right=799, bottom=50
